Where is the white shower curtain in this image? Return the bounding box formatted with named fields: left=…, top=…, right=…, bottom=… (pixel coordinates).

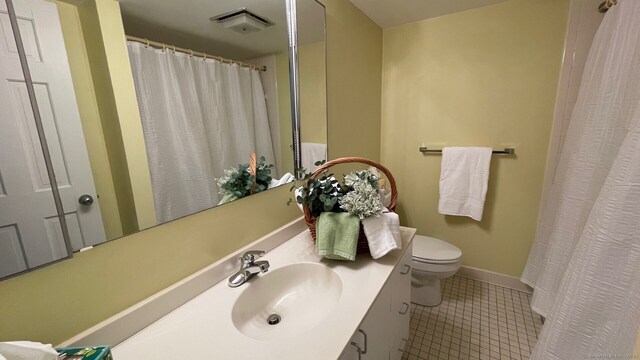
left=521, top=1, right=640, bottom=358
left=127, top=42, right=276, bottom=223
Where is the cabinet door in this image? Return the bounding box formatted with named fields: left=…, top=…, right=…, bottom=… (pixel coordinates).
left=338, top=244, right=413, bottom=360
left=390, top=244, right=413, bottom=360
left=338, top=280, right=392, bottom=359
left=338, top=336, right=362, bottom=360
left=360, top=279, right=392, bottom=359
left=391, top=337, right=410, bottom=360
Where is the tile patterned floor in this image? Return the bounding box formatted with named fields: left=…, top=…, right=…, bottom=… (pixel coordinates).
left=402, top=275, right=544, bottom=360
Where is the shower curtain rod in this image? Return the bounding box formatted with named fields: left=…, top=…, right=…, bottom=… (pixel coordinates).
left=598, top=0, right=617, bottom=13
left=126, top=35, right=266, bottom=72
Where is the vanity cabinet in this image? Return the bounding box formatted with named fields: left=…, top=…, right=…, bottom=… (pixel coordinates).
left=390, top=249, right=412, bottom=360
left=103, top=226, right=417, bottom=360
left=339, top=243, right=413, bottom=360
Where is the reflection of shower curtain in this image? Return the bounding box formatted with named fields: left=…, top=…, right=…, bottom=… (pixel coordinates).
left=127, top=42, right=276, bottom=223
left=521, top=1, right=640, bottom=358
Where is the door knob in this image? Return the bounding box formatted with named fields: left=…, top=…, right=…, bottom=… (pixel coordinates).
left=78, top=194, right=94, bottom=206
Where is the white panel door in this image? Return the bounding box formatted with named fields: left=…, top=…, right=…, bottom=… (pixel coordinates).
left=0, top=1, right=68, bottom=275
left=12, top=0, right=106, bottom=249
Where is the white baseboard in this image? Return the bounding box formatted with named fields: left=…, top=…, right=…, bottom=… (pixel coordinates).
left=456, top=266, right=532, bottom=293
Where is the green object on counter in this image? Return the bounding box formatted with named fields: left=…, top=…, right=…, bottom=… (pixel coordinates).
left=56, top=346, right=112, bottom=360
left=316, top=212, right=360, bottom=261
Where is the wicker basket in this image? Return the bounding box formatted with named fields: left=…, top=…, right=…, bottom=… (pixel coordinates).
left=248, top=152, right=258, bottom=195
left=303, top=157, right=398, bottom=254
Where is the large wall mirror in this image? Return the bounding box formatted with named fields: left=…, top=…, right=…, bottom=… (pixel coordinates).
left=0, top=0, right=326, bottom=280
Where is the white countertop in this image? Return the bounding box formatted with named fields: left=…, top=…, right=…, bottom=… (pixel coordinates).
left=112, top=227, right=415, bottom=360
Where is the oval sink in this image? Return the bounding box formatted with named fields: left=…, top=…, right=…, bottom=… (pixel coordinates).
left=231, top=263, right=342, bottom=341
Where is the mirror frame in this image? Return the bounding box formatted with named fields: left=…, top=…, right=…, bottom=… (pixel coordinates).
left=286, top=0, right=302, bottom=177
left=286, top=0, right=327, bottom=179
left=1, top=0, right=325, bottom=280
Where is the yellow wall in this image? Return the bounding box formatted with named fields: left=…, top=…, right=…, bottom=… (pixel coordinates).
left=299, top=41, right=327, bottom=144
left=276, top=0, right=383, bottom=175
left=325, top=0, right=381, bottom=162
left=276, top=40, right=329, bottom=173
left=73, top=0, right=157, bottom=234
left=54, top=1, right=123, bottom=240
left=92, top=0, right=156, bottom=230
left=76, top=0, right=138, bottom=234
left=276, top=50, right=294, bottom=172
left=380, top=0, right=568, bottom=277
left=0, top=0, right=382, bottom=345
left=0, top=186, right=299, bottom=344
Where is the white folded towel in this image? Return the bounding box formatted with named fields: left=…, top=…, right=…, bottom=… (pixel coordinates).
left=0, top=341, right=58, bottom=360
left=294, top=187, right=305, bottom=213
left=268, top=172, right=295, bottom=188
left=362, top=210, right=402, bottom=259
left=438, top=147, right=492, bottom=221
left=301, top=143, right=327, bottom=173
left=367, top=167, right=392, bottom=207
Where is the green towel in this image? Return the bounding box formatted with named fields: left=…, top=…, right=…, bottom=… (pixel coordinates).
left=316, top=212, right=360, bottom=261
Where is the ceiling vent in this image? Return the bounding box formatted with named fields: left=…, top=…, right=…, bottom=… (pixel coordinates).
left=210, top=8, right=275, bottom=34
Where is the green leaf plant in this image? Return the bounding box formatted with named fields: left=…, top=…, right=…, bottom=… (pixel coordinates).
left=288, top=160, right=346, bottom=217
left=217, top=156, right=274, bottom=200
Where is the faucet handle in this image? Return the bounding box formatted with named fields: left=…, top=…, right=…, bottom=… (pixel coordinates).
left=240, top=250, right=265, bottom=265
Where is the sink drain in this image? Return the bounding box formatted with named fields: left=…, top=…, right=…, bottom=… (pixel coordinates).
left=267, top=313, right=281, bottom=325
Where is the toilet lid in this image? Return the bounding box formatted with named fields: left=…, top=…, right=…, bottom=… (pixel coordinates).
left=413, top=235, right=462, bottom=262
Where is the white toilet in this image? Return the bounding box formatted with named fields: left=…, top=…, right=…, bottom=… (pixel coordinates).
left=411, top=235, right=462, bottom=306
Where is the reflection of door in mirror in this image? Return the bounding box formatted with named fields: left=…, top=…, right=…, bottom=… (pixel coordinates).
left=9, top=0, right=107, bottom=252
left=0, top=0, right=76, bottom=278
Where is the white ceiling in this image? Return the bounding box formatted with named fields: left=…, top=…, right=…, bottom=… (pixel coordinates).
left=119, top=0, right=324, bottom=60
left=349, top=0, right=511, bottom=28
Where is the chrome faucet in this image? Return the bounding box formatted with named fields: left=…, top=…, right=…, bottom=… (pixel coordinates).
left=228, top=250, right=270, bottom=288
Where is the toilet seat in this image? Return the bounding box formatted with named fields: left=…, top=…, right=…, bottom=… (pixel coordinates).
left=413, top=256, right=459, bottom=265
left=412, top=235, right=462, bottom=264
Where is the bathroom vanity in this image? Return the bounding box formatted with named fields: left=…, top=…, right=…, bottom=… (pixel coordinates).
left=68, top=219, right=415, bottom=359
left=338, top=237, right=413, bottom=360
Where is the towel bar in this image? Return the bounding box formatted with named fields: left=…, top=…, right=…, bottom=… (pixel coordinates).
left=419, top=147, right=515, bottom=155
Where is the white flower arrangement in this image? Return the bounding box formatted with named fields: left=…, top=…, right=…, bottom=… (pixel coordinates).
left=344, top=170, right=379, bottom=189
left=339, top=177, right=383, bottom=220
left=216, top=167, right=241, bottom=193
left=216, top=156, right=274, bottom=204
left=290, top=166, right=385, bottom=220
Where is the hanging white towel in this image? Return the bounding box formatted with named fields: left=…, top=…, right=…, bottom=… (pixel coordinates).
left=438, top=147, right=492, bottom=221
left=301, top=143, right=327, bottom=172
left=362, top=210, right=402, bottom=259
